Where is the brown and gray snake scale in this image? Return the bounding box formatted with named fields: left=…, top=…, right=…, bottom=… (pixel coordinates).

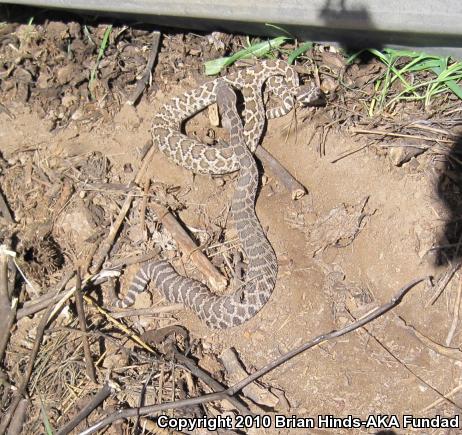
left=114, top=60, right=324, bottom=329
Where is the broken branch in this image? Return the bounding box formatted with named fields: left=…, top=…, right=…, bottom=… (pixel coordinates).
left=80, top=276, right=428, bottom=434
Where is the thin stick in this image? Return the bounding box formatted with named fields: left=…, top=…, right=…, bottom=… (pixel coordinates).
left=171, top=347, right=252, bottom=416
left=91, top=145, right=157, bottom=273
left=330, top=143, right=370, bottom=164
left=421, top=383, right=462, bottom=414
left=220, top=347, right=278, bottom=408
left=255, top=146, right=306, bottom=200
left=56, top=383, right=113, bottom=435
left=90, top=193, right=136, bottom=274
left=126, top=31, right=161, bottom=105
left=6, top=398, right=29, bottom=435
left=0, top=245, right=16, bottom=362
left=407, top=122, right=455, bottom=137
left=74, top=270, right=96, bottom=382
left=399, top=317, right=462, bottom=362
left=140, top=178, right=150, bottom=241
left=0, top=188, right=13, bottom=222
left=446, top=279, right=462, bottom=346
left=426, top=262, right=461, bottom=307
left=110, top=249, right=160, bottom=268
left=110, top=304, right=183, bottom=319
left=227, top=277, right=427, bottom=395
left=151, top=202, right=227, bottom=291
left=79, top=276, right=427, bottom=435
left=350, top=128, right=453, bottom=144
left=16, top=270, right=75, bottom=320
left=83, top=295, right=155, bottom=354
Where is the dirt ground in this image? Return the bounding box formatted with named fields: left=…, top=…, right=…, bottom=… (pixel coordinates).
left=1, top=6, right=462, bottom=435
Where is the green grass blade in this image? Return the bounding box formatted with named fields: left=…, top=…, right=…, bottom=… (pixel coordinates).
left=431, top=61, right=462, bottom=100
left=40, top=400, right=54, bottom=435
left=287, top=42, right=313, bottom=64
left=357, top=47, right=462, bottom=112
left=204, top=36, right=289, bottom=75
left=97, top=25, right=112, bottom=64
left=346, top=49, right=366, bottom=64
left=382, top=48, right=433, bottom=59
left=264, top=23, right=294, bottom=38
left=89, top=25, right=112, bottom=97
left=403, top=58, right=442, bottom=73
left=369, top=48, right=392, bottom=64
left=443, top=80, right=462, bottom=98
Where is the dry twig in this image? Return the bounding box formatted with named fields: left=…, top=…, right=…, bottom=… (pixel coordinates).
left=74, top=270, right=96, bottom=382
left=5, top=398, right=29, bottom=435
left=330, top=143, right=370, bottom=164
left=151, top=202, right=227, bottom=291
left=0, top=245, right=16, bottom=362
left=91, top=142, right=158, bottom=273
left=56, top=383, right=113, bottom=435
left=350, top=128, right=453, bottom=144
left=255, top=146, right=306, bottom=200
left=79, top=276, right=427, bottom=434
left=446, top=279, right=462, bottom=346
left=426, top=262, right=461, bottom=307
left=398, top=317, right=462, bottom=362
left=110, top=304, right=183, bottom=319
left=16, top=270, right=75, bottom=319
left=171, top=347, right=252, bottom=416
left=421, top=384, right=462, bottom=414
left=220, top=347, right=278, bottom=408
left=126, top=31, right=161, bottom=105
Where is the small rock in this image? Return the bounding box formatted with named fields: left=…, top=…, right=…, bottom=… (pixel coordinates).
left=321, top=76, right=338, bottom=93
left=389, top=143, right=426, bottom=166
left=55, top=206, right=96, bottom=245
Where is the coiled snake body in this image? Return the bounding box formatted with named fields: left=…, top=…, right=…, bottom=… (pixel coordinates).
left=115, top=61, right=323, bottom=329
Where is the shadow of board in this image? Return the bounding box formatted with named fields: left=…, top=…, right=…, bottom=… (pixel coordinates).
left=435, top=133, right=462, bottom=266
left=318, top=0, right=383, bottom=52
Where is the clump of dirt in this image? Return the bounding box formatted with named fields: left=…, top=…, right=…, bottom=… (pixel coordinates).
left=1, top=6, right=462, bottom=435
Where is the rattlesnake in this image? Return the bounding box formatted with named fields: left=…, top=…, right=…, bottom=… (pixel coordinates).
left=114, top=60, right=323, bottom=329
left=152, top=59, right=323, bottom=174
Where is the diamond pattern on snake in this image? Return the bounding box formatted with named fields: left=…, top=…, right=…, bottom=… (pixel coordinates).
left=114, top=60, right=323, bottom=329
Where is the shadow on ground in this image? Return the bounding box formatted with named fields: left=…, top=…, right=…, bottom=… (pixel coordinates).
left=435, top=133, right=462, bottom=265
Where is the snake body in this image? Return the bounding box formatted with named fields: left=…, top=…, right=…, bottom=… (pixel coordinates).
left=115, top=61, right=323, bottom=329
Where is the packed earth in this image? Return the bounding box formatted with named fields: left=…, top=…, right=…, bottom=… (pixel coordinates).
left=1, top=5, right=462, bottom=434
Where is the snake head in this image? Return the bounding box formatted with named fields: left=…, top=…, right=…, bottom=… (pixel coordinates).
left=296, top=85, right=325, bottom=107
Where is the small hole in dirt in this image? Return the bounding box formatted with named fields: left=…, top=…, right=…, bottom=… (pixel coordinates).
left=24, top=247, right=37, bottom=262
